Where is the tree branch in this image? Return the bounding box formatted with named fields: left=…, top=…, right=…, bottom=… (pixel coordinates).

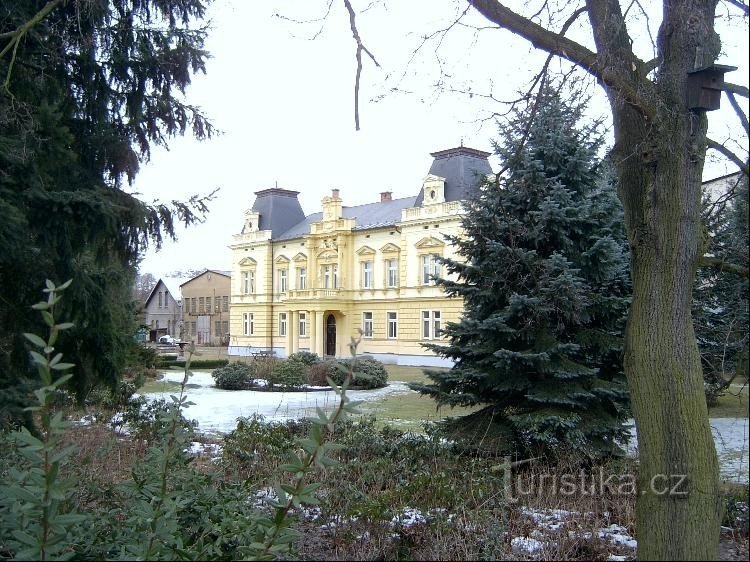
left=706, top=138, right=750, bottom=176
left=699, top=256, right=749, bottom=278
left=722, top=0, right=750, bottom=16
left=726, top=92, right=749, bottom=135
left=724, top=82, right=749, bottom=98
left=343, top=0, right=380, bottom=131
left=466, top=0, right=654, bottom=119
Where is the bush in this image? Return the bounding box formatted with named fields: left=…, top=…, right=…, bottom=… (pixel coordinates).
left=212, top=362, right=254, bottom=390
left=250, top=355, right=278, bottom=381
left=305, top=359, right=337, bottom=386
left=122, top=397, right=197, bottom=442
left=332, top=356, right=389, bottom=389
left=270, top=360, right=306, bottom=390
left=157, top=359, right=229, bottom=369
left=287, top=351, right=321, bottom=366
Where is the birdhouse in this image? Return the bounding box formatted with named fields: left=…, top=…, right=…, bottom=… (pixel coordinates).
left=687, top=64, right=736, bottom=111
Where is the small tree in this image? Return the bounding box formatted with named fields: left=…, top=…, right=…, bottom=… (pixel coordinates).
left=413, top=87, right=631, bottom=461
left=695, top=174, right=749, bottom=402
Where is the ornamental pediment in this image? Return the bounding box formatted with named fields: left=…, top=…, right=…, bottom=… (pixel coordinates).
left=380, top=243, right=400, bottom=254
left=238, top=257, right=257, bottom=267
left=274, top=255, right=290, bottom=264
left=355, top=245, right=376, bottom=256
left=415, top=236, right=445, bottom=249
left=292, top=252, right=308, bottom=263
left=317, top=249, right=338, bottom=261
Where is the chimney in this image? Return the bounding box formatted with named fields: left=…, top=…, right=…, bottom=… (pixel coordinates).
left=380, top=191, right=392, bottom=202
left=331, top=188, right=340, bottom=199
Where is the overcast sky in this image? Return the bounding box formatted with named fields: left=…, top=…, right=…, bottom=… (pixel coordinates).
left=134, top=0, right=749, bottom=279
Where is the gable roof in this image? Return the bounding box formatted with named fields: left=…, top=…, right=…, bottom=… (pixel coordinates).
left=144, top=278, right=183, bottom=307
left=180, top=269, right=231, bottom=287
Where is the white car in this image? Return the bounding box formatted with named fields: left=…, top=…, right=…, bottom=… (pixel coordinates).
left=158, top=335, right=178, bottom=345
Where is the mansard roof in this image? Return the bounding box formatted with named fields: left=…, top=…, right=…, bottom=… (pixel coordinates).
left=414, top=146, right=492, bottom=206
left=275, top=196, right=417, bottom=241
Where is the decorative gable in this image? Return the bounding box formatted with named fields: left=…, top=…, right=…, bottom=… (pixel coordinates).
left=275, top=255, right=290, bottom=264
left=239, top=257, right=257, bottom=267
left=292, top=252, right=308, bottom=263
left=380, top=243, right=400, bottom=254
left=355, top=245, right=376, bottom=256
left=415, top=236, right=445, bottom=250
left=317, top=249, right=338, bottom=261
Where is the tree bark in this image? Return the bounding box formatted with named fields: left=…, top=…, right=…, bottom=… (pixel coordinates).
left=598, top=1, right=723, bottom=559
left=466, top=0, right=726, bottom=558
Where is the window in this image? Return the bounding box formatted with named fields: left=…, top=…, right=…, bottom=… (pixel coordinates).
left=278, top=269, right=287, bottom=293
left=422, top=310, right=442, bottom=339
left=222, top=296, right=229, bottom=312
left=158, top=292, right=162, bottom=308
left=190, top=321, right=196, bottom=335
left=386, top=259, right=398, bottom=288
left=322, top=264, right=338, bottom=289
left=215, top=320, right=222, bottom=336
left=279, top=312, right=287, bottom=336
left=298, top=312, right=307, bottom=337
left=421, top=254, right=441, bottom=285
left=362, top=312, right=373, bottom=338
left=362, top=261, right=373, bottom=288
left=222, top=320, right=229, bottom=336
left=199, top=297, right=205, bottom=314
left=297, top=267, right=307, bottom=290
left=243, top=312, right=254, bottom=336
left=387, top=312, right=398, bottom=339
left=242, top=271, right=255, bottom=294
left=206, top=296, right=212, bottom=313
left=190, top=298, right=196, bottom=314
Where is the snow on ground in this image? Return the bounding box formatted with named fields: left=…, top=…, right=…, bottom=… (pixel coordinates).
left=624, top=418, right=749, bottom=484
left=143, top=370, right=749, bottom=483
left=143, top=370, right=412, bottom=434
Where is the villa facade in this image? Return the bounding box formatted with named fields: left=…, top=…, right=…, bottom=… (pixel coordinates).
left=227, top=146, right=493, bottom=366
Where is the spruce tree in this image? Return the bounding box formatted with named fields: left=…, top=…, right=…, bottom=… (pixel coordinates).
left=0, top=1, right=214, bottom=426
left=412, top=87, right=631, bottom=461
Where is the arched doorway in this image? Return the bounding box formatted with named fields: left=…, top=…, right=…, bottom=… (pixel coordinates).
left=325, top=314, right=336, bottom=357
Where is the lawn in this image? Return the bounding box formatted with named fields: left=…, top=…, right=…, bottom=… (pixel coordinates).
left=361, top=364, right=480, bottom=431
left=709, top=383, right=749, bottom=418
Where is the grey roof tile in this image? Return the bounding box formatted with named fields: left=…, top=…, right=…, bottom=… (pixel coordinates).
left=414, top=146, right=492, bottom=206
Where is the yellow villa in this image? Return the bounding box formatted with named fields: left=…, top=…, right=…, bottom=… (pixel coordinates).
left=227, top=146, right=493, bottom=366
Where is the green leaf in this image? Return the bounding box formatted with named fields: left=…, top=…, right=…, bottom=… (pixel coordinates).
left=55, top=322, right=74, bottom=330
left=41, top=311, right=55, bottom=327
left=29, top=351, right=47, bottom=366
left=23, top=333, right=47, bottom=348
left=51, top=363, right=75, bottom=371
left=58, top=279, right=73, bottom=291
left=12, top=529, right=39, bottom=547
left=31, top=302, right=49, bottom=310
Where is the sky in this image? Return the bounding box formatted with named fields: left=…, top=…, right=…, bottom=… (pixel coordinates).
left=134, top=0, right=750, bottom=279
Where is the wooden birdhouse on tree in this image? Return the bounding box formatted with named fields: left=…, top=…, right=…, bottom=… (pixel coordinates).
left=687, top=64, right=736, bottom=111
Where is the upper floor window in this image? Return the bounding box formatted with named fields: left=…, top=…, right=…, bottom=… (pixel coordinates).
left=386, top=258, right=398, bottom=288
left=158, top=292, right=163, bottom=308
left=199, top=297, right=205, bottom=314
left=206, top=296, right=212, bottom=313
left=322, top=264, right=339, bottom=289
left=222, top=296, right=229, bottom=312
left=278, top=268, right=287, bottom=293
left=362, top=261, right=373, bottom=289
left=242, top=271, right=255, bottom=294
left=421, top=254, right=441, bottom=285
left=297, top=267, right=307, bottom=290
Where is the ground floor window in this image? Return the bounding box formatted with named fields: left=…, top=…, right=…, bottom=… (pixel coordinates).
left=387, top=312, right=398, bottom=339
left=279, top=312, right=287, bottom=337
left=299, top=312, right=307, bottom=337
left=422, top=310, right=441, bottom=339
left=243, top=313, right=254, bottom=336
left=362, top=312, right=373, bottom=338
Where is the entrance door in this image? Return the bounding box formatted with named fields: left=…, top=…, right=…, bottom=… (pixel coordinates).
left=325, top=314, right=336, bottom=356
